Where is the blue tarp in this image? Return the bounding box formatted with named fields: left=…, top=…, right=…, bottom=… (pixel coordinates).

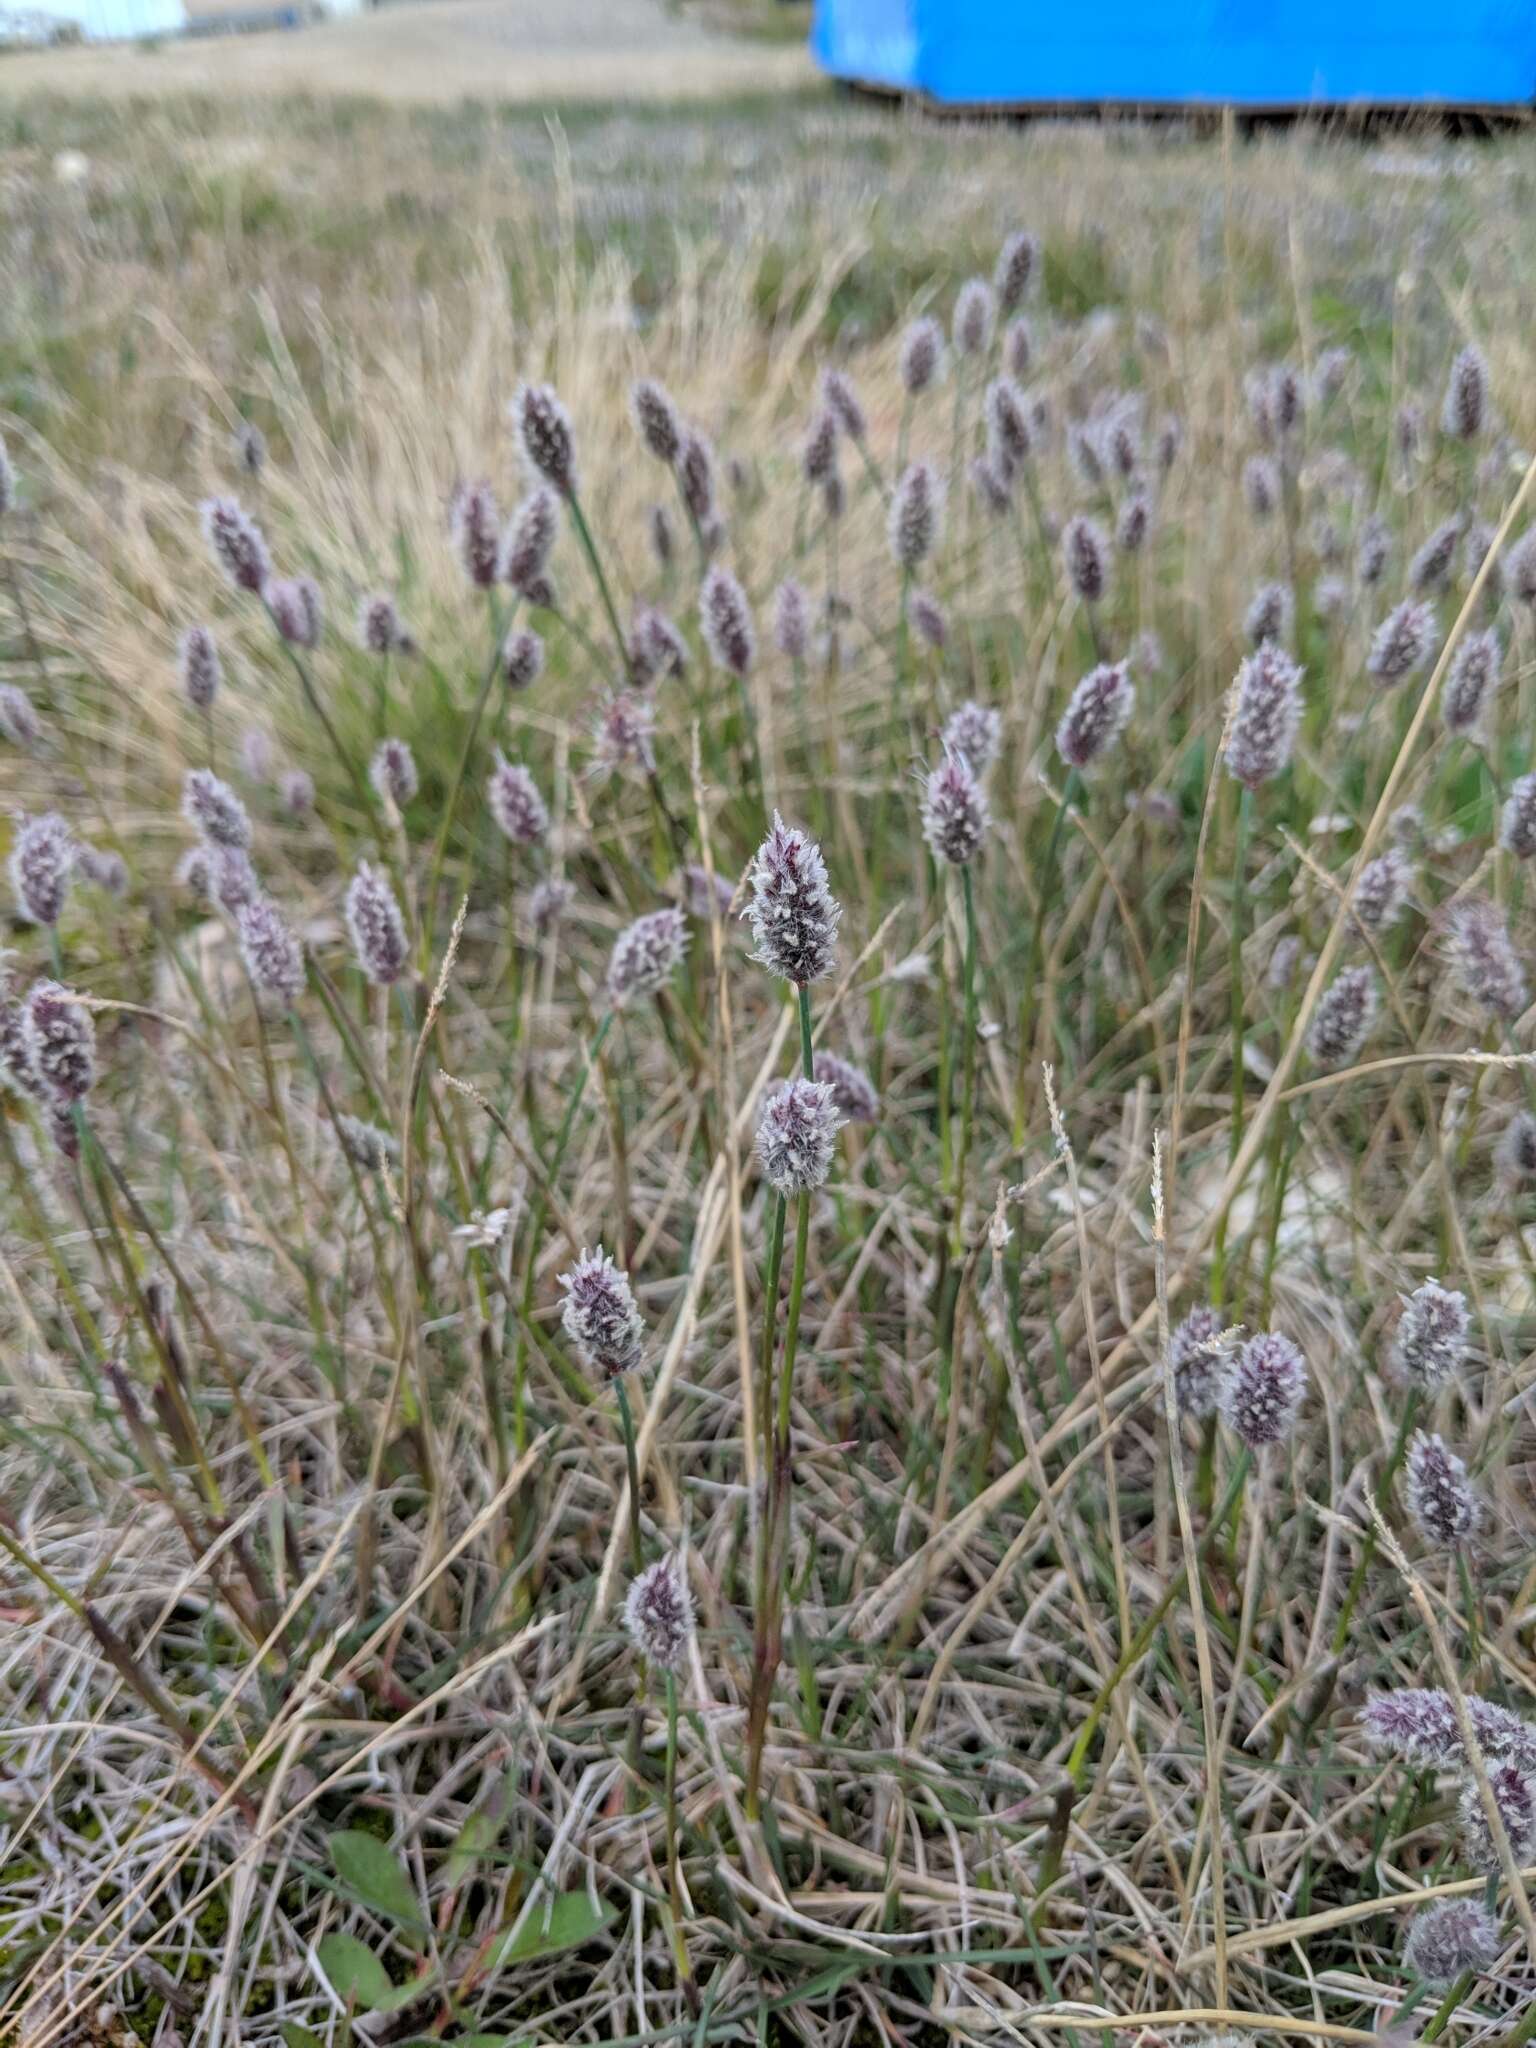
left=811, top=0, right=1536, bottom=106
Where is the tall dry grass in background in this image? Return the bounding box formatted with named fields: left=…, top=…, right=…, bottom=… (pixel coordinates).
left=2, top=90, right=1536, bottom=2048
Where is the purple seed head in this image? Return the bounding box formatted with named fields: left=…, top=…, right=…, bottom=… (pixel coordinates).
left=1361, top=1688, right=1536, bottom=1771
left=985, top=377, right=1032, bottom=476
left=1004, top=316, right=1033, bottom=381
left=1498, top=774, right=1536, bottom=859
left=909, top=588, right=948, bottom=650
left=370, top=737, right=418, bottom=810
left=629, top=604, right=689, bottom=686
left=73, top=843, right=127, bottom=896
left=1442, top=344, right=1489, bottom=442
left=279, top=770, right=314, bottom=819
left=1405, top=1430, right=1480, bottom=1548
left=631, top=378, right=683, bottom=465
left=820, top=366, right=866, bottom=443
left=744, top=813, right=841, bottom=988
left=1244, top=580, right=1294, bottom=648
left=995, top=229, right=1039, bottom=313
left=1156, top=413, right=1182, bottom=470
left=624, top=1554, right=694, bottom=1672
left=675, top=429, right=717, bottom=530
left=1306, top=965, right=1378, bottom=1067
left=1442, top=628, right=1501, bottom=739
left=0, top=684, right=41, bottom=749
left=1460, top=1762, right=1536, bottom=1874
left=345, top=861, right=408, bottom=987
left=1497, top=1109, right=1536, bottom=1181
left=812, top=1048, right=879, bottom=1124
left=1505, top=528, right=1536, bottom=606
left=0, top=972, right=37, bottom=1097
left=500, top=485, right=558, bottom=595
left=1402, top=1901, right=1502, bottom=1990
left=182, top=769, right=251, bottom=851
left=802, top=408, right=839, bottom=488
left=233, top=420, right=266, bottom=475
left=23, top=980, right=95, bottom=1105
left=487, top=756, right=548, bottom=847
left=699, top=565, right=756, bottom=678
left=1062, top=514, right=1110, bottom=605
left=1057, top=660, right=1134, bottom=772
left=527, top=876, right=574, bottom=935
left=335, top=1113, right=398, bottom=1173
left=1464, top=521, right=1501, bottom=597
left=179, top=625, right=221, bottom=711
left=9, top=811, right=73, bottom=926
left=1410, top=516, right=1462, bottom=595
left=970, top=455, right=1013, bottom=517
left=1390, top=1278, right=1470, bottom=1391
left=899, top=315, right=945, bottom=396
left=1446, top=895, right=1526, bottom=1018
left=236, top=895, right=305, bottom=1007
left=942, top=701, right=1002, bottom=778
left=606, top=906, right=689, bottom=1008
left=1224, top=642, right=1303, bottom=790
left=1103, top=402, right=1141, bottom=481
left=953, top=277, right=996, bottom=359
left=266, top=575, right=322, bottom=651
left=889, top=462, right=944, bottom=573
left=454, top=481, right=502, bottom=589
left=593, top=691, right=656, bottom=778
left=358, top=593, right=411, bottom=657
left=921, top=748, right=989, bottom=866
left=240, top=726, right=273, bottom=784
left=1217, top=1330, right=1308, bottom=1449
left=195, top=843, right=260, bottom=915
left=1367, top=600, right=1437, bottom=686
left=773, top=580, right=811, bottom=662
left=502, top=626, right=545, bottom=693
left=1397, top=400, right=1425, bottom=464
left=1069, top=424, right=1105, bottom=491
left=756, top=1075, right=844, bottom=1194
left=1357, top=516, right=1390, bottom=588
left=513, top=381, right=576, bottom=494
left=560, top=1244, right=645, bottom=1380
left=1167, top=1306, right=1231, bottom=1420
left=1354, top=848, right=1414, bottom=935
left=1116, top=493, right=1151, bottom=555
left=1313, top=345, right=1355, bottom=404
left=648, top=502, right=674, bottom=569
left=200, top=496, right=270, bottom=595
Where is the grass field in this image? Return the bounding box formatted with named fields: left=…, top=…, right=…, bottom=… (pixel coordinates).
left=4, top=83, right=1536, bottom=2048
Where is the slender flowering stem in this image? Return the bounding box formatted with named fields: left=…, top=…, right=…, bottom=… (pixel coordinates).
left=567, top=492, right=631, bottom=678
left=614, top=1375, right=645, bottom=1573
left=1011, top=770, right=1082, bottom=1145
left=424, top=593, right=506, bottom=948
left=1331, top=1391, right=1421, bottom=1652
left=952, top=864, right=980, bottom=1258
left=1212, top=783, right=1254, bottom=1308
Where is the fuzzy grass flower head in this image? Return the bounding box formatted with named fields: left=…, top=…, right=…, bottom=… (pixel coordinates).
left=237, top=895, right=305, bottom=1008
left=560, top=1244, right=644, bottom=1380
left=921, top=747, right=989, bottom=866
left=744, top=813, right=841, bottom=988
left=1460, top=1761, right=1536, bottom=1874
left=182, top=769, right=252, bottom=852
left=1405, top=1431, right=1480, bottom=1547
left=624, top=1554, right=694, bottom=1672
left=1442, top=628, right=1501, bottom=739
left=631, top=378, right=683, bottom=465
left=1057, top=661, right=1134, bottom=772
left=500, top=485, right=558, bottom=595
left=1306, top=965, right=1378, bottom=1067
left=1446, top=895, right=1526, bottom=1018
left=899, top=315, right=945, bottom=395
left=345, top=861, right=408, bottom=987
left=942, top=701, right=1002, bottom=778
left=1244, top=580, right=1294, bottom=648
left=201, top=495, right=270, bottom=594
left=1217, top=1330, right=1307, bottom=1448
left=513, top=381, right=576, bottom=494
left=699, top=565, right=755, bottom=677
left=889, top=462, right=944, bottom=572
left=1390, top=1278, right=1470, bottom=1391
left=0, top=683, right=41, bottom=748
left=1403, top=1900, right=1502, bottom=1988
left=593, top=691, right=657, bottom=778
left=953, top=276, right=996, bottom=358
left=1367, top=600, right=1437, bottom=686
left=607, top=907, right=689, bottom=1008
left=370, top=737, right=418, bottom=810
left=1498, top=1109, right=1536, bottom=1181
left=756, top=1076, right=844, bottom=1195
left=1224, top=641, right=1303, bottom=790
left=267, top=576, right=323, bottom=650
left=358, top=592, right=411, bottom=656
left=23, top=980, right=95, bottom=1105
left=502, top=627, right=545, bottom=693
left=773, top=580, right=811, bottom=662
left=1353, top=848, right=1414, bottom=935
left=812, top=1049, right=879, bottom=1124
left=1498, top=774, right=1536, bottom=859
left=487, top=756, right=548, bottom=847
left=1441, top=343, right=1489, bottom=442
left=179, top=625, right=221, bottom=711
left=1167, top=1305, right=1230, bottom=1420
left=9, top=811, right=74, bottom=926
left=1062, top=514, right=1110, bottom=605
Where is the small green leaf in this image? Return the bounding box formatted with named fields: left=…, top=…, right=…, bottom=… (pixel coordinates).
left=315, top=1933, right=392, bottom=2008
left=328, top=1829, right=427, bottom=1930
left=281, top=2027, right=327, bottom=2048
left=485, top=1891, right=617, bottom=1969
left=443, top=1806, right=500, bottom=1891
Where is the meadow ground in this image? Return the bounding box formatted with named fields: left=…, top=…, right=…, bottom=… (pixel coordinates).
left=3, top=81, right=1536, bottom=2048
